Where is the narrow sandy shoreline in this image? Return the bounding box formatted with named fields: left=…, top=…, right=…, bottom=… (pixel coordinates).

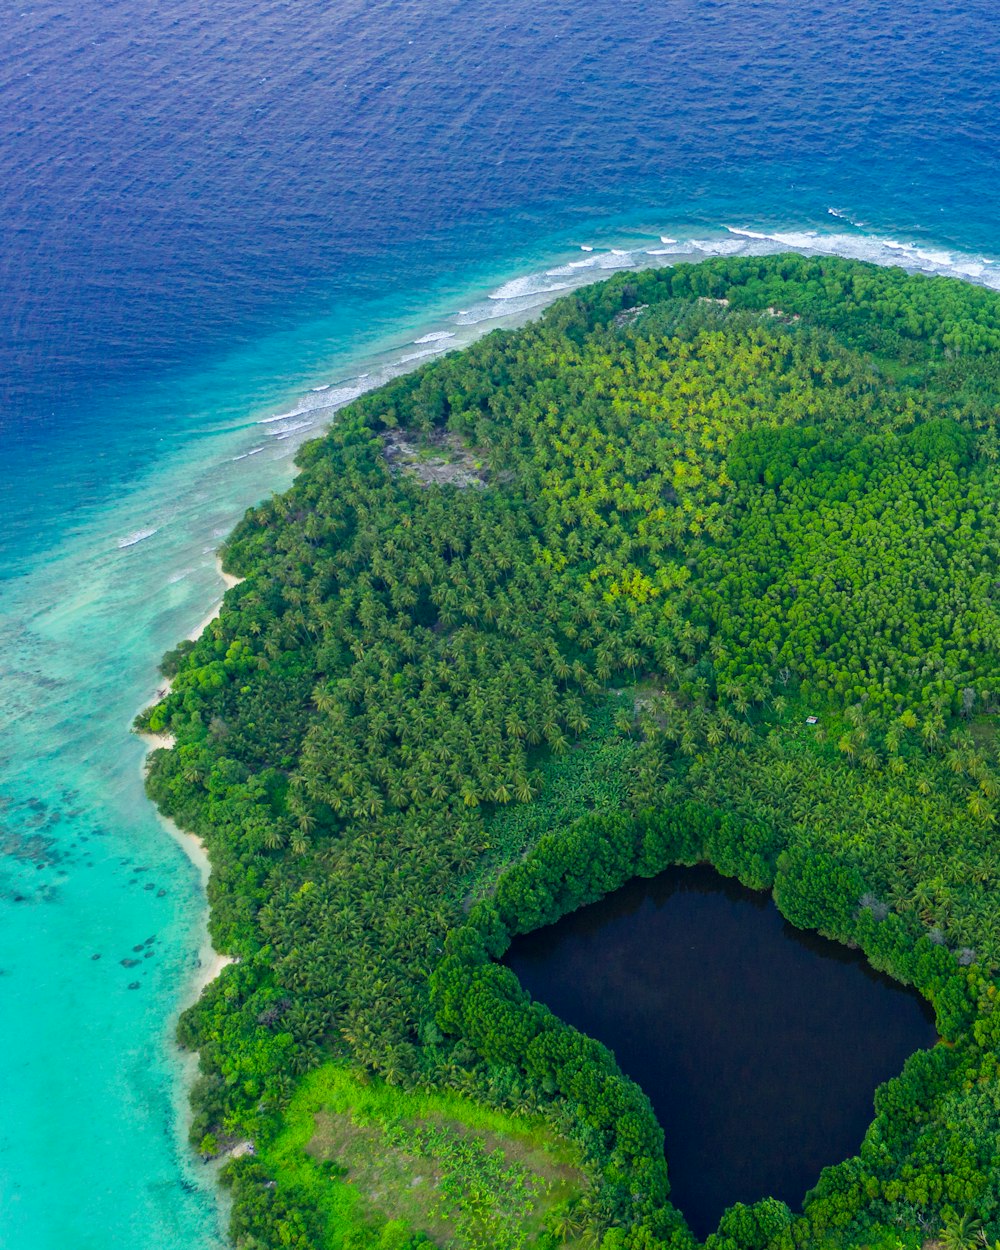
left=186, top=563, right=243, bottom=645
left=131, top=560, right=245, bottom=1233
left=159, top=811, right=235, bottom=999
left=139, top=555, right=245, bottom=1000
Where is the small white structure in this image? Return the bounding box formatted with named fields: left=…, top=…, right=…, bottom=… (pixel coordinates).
left=805, top=716, right=818, bottom=725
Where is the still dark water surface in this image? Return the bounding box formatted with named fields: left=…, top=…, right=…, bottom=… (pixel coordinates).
left=505, top=866, right=938, bottom=1238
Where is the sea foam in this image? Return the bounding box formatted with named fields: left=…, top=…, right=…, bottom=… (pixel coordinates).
left=489, top=275, right=571, bottom=300
left=117, top=528, right=159, bottom=549
left=256, top=381, right=369, bottom=425
left=413, top=331, right=456, bottom=344
left=399, top=346, right=450, bottom=363
left=719, top=226, right=1000, bottom=290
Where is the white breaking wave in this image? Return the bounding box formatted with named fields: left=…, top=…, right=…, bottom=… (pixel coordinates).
left=257, top=405, right=311, bottom=424
left=546, top=249, right=646, bottom=278
left=413, top=331, right=456, bottom=344
left=826, top=208, right=868, bottom=230
left=454, top=275, right=584, bottom=326
left=117, top=528, right=159, bottom=550
left=546, top=258, right=598, bottom=274
left=689, top=234, right=756, bottom=255
left=453, top=304, right=517, bottom=326
left=399, top=346, right=451, bottom=363
left=489, top=275, right=571, bottom=300
left=264, top=419, right=313, bottom=438
left=720, top=225, right=1000, bottom=290
left=260, top=407, right=316, bottom=425
left=256, top=381, right=370, bottom=425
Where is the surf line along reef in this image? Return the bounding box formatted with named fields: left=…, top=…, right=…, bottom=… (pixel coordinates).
left=138, top=253, right=1000, bottom=1249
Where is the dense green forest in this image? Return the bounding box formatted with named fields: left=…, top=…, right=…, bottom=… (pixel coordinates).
left=140, top=253, right=1000, bottom=1250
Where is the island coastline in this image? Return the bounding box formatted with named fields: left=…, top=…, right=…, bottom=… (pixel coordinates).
left=138, top=556, right=244, bottom=997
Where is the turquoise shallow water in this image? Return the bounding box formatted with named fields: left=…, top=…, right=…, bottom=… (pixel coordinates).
left=1, top=239, right=671, bottom=1247
left=4, top=219, right=1000, bottom=1248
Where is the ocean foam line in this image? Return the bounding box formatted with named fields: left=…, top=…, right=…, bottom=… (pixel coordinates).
left=546, top=247, right=659, bottom=280
left=719, top=225, right=1000, bottom=289
left=488, top=276, right=571, bottom=300
left=117, top=527, right=159, bottom=549
left=256, top=382, right=369, bottom=425
left=826, top=208, right=867, bottom=228
left=413, top=331, right=456, bottom=344
left=264, top=419, right=313, bottom=438
left=257, top=406, right=311, bottom=423
left=399, top=346, right=450, bottom=364
left=546, top=257, right=602, bottom=275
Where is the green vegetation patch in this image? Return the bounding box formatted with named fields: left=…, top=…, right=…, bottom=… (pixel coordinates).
left=258, top=1065, right=586, bottom=1249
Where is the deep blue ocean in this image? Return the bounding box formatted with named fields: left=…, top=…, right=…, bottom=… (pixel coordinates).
left=2, top=1, right=999, bottom=1245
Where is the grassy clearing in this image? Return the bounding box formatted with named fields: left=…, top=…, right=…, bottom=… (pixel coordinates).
left=259, top=1064, right=588, bottom=1250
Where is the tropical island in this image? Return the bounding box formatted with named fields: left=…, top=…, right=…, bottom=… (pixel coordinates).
left=138, top=254, right=1000, bottom=1250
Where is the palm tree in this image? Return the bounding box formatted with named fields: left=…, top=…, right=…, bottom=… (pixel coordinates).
left=263, top=826, right=285, bottom=851
left=513, top=774, right=536, bottom=803
left=939, top=1212, right=984, bottom=1250
left=548, top=1202, right=590, bottom=1244
left=945, top=746, right=967, bottom=775
left=911, top=880, right=936, bottom=923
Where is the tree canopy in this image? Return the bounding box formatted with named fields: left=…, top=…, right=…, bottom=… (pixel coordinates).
left=140, top=253, right=1000, bottom=1249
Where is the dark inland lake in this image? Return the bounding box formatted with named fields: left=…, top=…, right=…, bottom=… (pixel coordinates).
left=504, top=865, right=938, bottom=1239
